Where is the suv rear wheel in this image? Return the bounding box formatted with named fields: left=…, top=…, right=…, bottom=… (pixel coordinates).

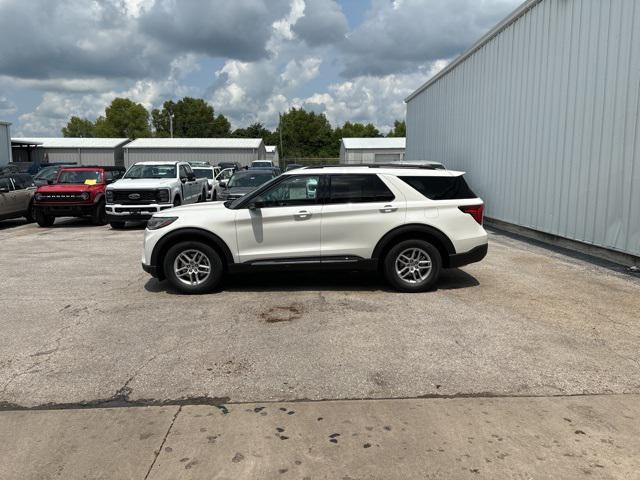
left=383, top=239, right=441, bottom=292
left=163, top=241, right=223, bottom=294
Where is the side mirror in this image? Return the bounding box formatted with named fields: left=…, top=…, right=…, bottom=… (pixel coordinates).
left=180, top=177, right=187, bottom=183
left=188, top=174, right=196, bottom=182
left=248, top=200, right=264, bottom=210
left=219, top=180, right=228, bottom=188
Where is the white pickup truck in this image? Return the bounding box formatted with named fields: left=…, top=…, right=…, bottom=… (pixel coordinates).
left=105, top=161, right=208, bottom=228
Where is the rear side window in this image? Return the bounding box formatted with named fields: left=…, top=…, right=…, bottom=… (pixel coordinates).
left=328, top=174, right=395, bottom=204
left=399, top=175, right=477, bottom=200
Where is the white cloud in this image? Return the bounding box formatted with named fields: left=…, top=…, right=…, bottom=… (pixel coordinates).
left=0, top=96, right=17, bottom=115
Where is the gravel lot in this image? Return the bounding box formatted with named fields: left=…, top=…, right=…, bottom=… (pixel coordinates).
left=0, top=219, right=639, bottom=408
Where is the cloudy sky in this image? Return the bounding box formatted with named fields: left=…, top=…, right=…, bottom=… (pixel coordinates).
left=0, top=0, right=521, bottom=136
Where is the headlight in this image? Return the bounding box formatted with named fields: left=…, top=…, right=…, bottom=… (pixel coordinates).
left=157, top=189, right=170, bottom=203
left=147, top=216, right=178, bottom=230
left=105, top=190, right=114, bottom=203
left=80, top=192, right=90, bottom=201
left=35, top=193, right=44, bottom=201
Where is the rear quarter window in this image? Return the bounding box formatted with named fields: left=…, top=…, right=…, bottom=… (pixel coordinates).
left=399, top=175, right=477, bottom=200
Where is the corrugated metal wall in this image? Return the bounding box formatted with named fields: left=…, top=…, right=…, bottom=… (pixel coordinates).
left=124, top=147, right=265, bottom=168
left=0, top=124, right=10, bottom=166
left=406, top=0, right=640, bottom=257
left=11, top=148, right=118, bottom=166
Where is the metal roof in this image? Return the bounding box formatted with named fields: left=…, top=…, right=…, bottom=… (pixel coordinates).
left=11, top=137, right=130, bottom=149
left=265, top=145, right=278, bottom=153
left=341, top=137, right=406, bottom=150
left=405, top=0, right=542, bottom=102
left=125, top=138, right=264, bottom=149
left=0, top=120, right=11, bottom=126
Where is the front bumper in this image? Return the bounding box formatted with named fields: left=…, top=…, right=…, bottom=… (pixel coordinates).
left=106, top=203, right=173, bottom=220
left=447, top=243, right=488, bottom=268
left=34, top=203, right=95, bottom=216
left=142, top=262, right=160, bottom=277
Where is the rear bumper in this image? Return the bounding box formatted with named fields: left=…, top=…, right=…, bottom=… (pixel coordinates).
left=447, top=243, right=488, bottom=268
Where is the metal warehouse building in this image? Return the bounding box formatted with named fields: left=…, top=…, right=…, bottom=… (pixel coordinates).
left=123, top=138, right=266, bottom=168
left=11, top=137, right=129, bottom=166
left=406, top=0, right=640, bottom=261
left=340, top=137, right=406, bottom=164
left=265, top=145, right=280, bottom=165
left=0, top=121, right=11, bottom=166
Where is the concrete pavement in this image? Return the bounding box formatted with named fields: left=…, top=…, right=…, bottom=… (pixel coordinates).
left=1, top=395, right=638, bottom=480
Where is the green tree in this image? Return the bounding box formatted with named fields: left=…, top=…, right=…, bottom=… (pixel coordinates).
left=276, top=108, right=336, bottom=158
left=93, top=98, right=150, bottom=139
left=152, top=97, right=231, bottom=138
left=334, top=121, right=381, bottom=139
left=387, top=120, right=406, bottom=137
left=61, top=116, right=96, bottom=137
left=232, top=122, right=278, bottom=145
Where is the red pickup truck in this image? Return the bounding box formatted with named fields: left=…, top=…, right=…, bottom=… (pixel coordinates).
left=33, top=166, right=125, bottom=227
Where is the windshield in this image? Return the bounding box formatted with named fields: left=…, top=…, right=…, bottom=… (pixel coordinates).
left=57, top=170, right=102, bottom=184
left=193, top=169, right=214, bottom=179
left=228, top=172, right=273, bottom=188
left=124, top=164, right=176, bottom=179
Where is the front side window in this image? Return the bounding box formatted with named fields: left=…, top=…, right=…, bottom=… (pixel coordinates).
left=252, top=175, right=320, bottom=207
left=57, top=170, right=102, bottom=185
left=328, top=174, right=395, bottom=204
left=399, top=175, right=477, bottom=200
left=13, top=174, right=35, bottom=189
left=0, top=177, right=13, bottom=191
left=179, top=165, right=189, bottom=179
left=124, top=164, right=176, bottom=179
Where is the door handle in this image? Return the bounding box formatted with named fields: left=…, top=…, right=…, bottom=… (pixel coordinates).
left=295, top=210, right=311, bottom=220
left=380, top=205, right=398, bottom=213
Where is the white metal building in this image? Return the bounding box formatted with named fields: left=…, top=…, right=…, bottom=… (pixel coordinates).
left=123, top=138, right=266, bottom=168
left=265, top=145, right=280, bottom=165
left=11, top=137, right=129, bottom=166
left=0, top=121, right=11, bottom=167
left=406, top=0, right=640, bottom=260
left=340, top=138, right=406, bottom=164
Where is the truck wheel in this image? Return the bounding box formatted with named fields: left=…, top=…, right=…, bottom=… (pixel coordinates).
left=110, top=221, right=126, bottom=229
left=212, top=190, right=217, bottom=201
left=173, top=196, right=181, bottom=207
left=35, top=209, right=55, bottom=227
left=25, top=201, right=36, bottom=223
left=383, top=239, right=442, bottom=292
left=163, top=241, right=223, bottom=294
left=199, top=189, right=206, bottom=202
left=91, top=199, right=107, bottom=226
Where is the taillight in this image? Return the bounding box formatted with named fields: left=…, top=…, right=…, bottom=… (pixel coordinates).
left=459, top=204, right=484, bottom=225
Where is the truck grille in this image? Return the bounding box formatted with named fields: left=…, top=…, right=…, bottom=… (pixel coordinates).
left=37, top=192, right=86, bottom=202
left=112, top=190, right=159, bottom=204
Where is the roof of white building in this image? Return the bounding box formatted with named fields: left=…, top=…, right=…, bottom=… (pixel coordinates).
left=341, top=137, right=406, bottom=150
left=125, top=138, right=264, bottom=149
left=12, top=137, right=130, bottom=148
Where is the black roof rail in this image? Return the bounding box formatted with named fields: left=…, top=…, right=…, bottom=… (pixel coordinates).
left=303, top=163, right=445, bottom=170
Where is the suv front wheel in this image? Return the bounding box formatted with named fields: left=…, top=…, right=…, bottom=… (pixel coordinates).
left=383, top=239, right=442, bottom=292
left=163, top=241, right=223, bottom=294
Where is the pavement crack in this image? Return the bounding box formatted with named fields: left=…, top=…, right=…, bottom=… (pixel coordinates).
left=144, top=405, right=181, bottom=480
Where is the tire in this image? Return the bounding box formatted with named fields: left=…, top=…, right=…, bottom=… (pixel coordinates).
left=163, top=241, right=224, bottom=294
left=110, top=221, right=126, bottom=229
left=212, top=190, right=217, bottom=201
left=173, top=196, right=181, bottom=207
left=383, top=239, right=442, bottom=292
left=25, top=201, right=36, bottom=223
left=91, top=199, right=107, bottom=226
left=35, top=209, right=55, bottom=227
left=198, top=190, right=206, bottom=203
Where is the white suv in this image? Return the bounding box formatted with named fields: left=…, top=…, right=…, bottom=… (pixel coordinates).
left=141, top=166, right=488, bottom=293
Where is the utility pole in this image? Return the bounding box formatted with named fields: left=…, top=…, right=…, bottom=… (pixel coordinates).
left=169, top=113, right=175, bottom=139
left=279, top=113, right=284, bottom=161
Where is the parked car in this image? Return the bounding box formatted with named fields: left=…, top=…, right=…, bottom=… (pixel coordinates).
left=141, top=165, right=488, bottom=294
left=285, top=163, right=304, bottom=171
left=190, top=164, right=220, bottom=200
left=32, top=163, right=77, bottom=186
left=251, top=160, right=274, bottom=168
left=218, top=162, right=241, bottom=171
left=0, top=172, right=36, bottom=222
left=33, top=166, right=125, bottom=227
left=105, top=161, right=209, bottom=229
left=218, top=168, right=280, bottom=201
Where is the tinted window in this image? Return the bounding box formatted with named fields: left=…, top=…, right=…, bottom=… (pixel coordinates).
left=13, top=174, right=35, bottom=189
left=399, top=175, right=477, bottom=200
left=228, top=172, right=273, bottom=188
left=179, top=165, right=188, bottom=179
left=125, top=164, right=176, bottom=179
left=34, top=166, right=60, bottom=181
left=193, top=169, right=214, bottom=179
left=328, top=174, right=395, bottom=204
left=253, top=175, right=320, bottom=207
left=105, top=170, right=123, bottom=182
